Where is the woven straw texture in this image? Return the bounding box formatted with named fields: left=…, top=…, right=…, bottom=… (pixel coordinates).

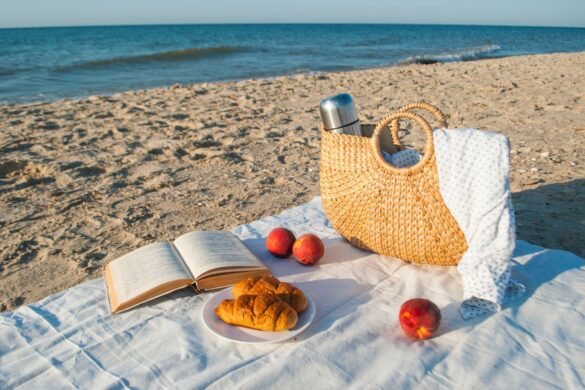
left=319, top=103, right=467, bottom=265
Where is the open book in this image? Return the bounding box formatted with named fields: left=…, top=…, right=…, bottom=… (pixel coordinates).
left=104, top=231, right=270, bottom=313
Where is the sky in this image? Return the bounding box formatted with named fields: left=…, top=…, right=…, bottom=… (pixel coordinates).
left=0, top=0, right=584, bottom=29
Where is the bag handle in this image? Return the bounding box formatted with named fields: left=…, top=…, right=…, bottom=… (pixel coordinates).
left=390, top=102, right=447, bottom=146
left=371, top=111, right=434, bottom=175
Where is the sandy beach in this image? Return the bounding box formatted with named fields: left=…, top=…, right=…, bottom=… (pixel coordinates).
left=1, top=51, right=584, bottom=312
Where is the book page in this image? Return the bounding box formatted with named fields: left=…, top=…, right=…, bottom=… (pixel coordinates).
left=173, top=231, right=264, bottom=279
left=107, top=242, right=193, bottom=305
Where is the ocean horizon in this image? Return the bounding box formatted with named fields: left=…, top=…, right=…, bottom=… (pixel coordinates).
left=1, top=23, right=585, bottom=103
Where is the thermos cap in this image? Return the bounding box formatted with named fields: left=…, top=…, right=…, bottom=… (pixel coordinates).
left=319, top=93, right=359, bottom=131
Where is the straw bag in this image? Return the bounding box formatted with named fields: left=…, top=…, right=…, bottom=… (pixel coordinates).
left=319, top=102, right=468, bottom=265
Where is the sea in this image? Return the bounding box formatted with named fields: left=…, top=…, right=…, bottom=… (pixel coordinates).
left=1, top=24, right=585, bottom=103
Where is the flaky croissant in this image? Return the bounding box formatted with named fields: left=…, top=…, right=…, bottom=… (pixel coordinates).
left=233, top=276, right=308, bottom=313
left=215, top=294, right=298, bottom=331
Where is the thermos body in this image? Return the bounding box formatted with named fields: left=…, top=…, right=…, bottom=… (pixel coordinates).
left=319, top=93, right=362, bottom=136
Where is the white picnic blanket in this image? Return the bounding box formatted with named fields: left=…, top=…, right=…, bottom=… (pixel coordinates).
left=1, top=198, right=585, bottom=389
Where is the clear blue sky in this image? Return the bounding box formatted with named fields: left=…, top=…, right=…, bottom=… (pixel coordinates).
left=1, top=0, right=584, bottom=29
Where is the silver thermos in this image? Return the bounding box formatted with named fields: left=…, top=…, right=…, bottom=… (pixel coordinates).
left=319, top=93, right=362, bottom=136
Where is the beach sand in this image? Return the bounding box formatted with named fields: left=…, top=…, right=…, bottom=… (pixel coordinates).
left=1, top=51, right=584, bottom=312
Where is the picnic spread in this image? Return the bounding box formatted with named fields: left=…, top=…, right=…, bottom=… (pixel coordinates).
left=1, top=198, right=585, bottom=388
left=2, top=99, right=584, bottom=388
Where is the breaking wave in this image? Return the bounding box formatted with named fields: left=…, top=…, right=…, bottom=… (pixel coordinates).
left=58, top=46, right=241, bottom=71
left=399, top=44, right=502, bottom=65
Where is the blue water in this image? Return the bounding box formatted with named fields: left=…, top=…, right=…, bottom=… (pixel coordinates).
left=1, top=24, right=585, bottom=103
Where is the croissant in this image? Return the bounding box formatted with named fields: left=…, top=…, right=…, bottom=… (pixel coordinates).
left=233, top=276, right=308, bottom=313
left=215, top=294, right=298, bottom=331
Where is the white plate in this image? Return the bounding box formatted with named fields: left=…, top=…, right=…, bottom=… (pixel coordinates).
left=202, top=287, right=316, bottom=344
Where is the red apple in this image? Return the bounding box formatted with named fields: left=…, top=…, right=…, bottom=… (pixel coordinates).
left=399, top=298, right=441, bottom=340
left=266, top=227, right=296, bottom=258
left=293, top=234, right=324, bottom=265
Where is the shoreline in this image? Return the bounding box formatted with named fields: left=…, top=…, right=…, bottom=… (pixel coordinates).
left=3, top=50, right=585, bottom=106
left=1, top=51, right=584, bottom=312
